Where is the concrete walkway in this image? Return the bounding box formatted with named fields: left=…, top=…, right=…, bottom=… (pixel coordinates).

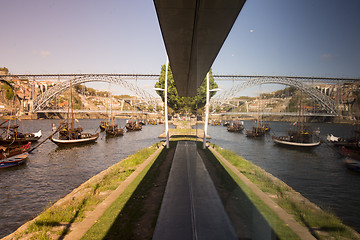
left=153, top=141, right=237, bottom=240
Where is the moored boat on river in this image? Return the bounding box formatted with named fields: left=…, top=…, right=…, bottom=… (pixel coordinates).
left=344, top=157, right=360, bottom=172
left=125, top=120, right=142, bottom=131
left=99, top=121, right=109, bottom=131
left=246, top=126, right=266, bottom=138
left=147, top=119, right=157, bottom=125
left=50, top=122, right=99, bottom=146
left=0, top=153, right=28, bottom=169
left=272, top=124, right=320, bottom=147
left=104, top=91, right=124, bottom=137
left=327, top=124, right=360, bottom=150
left=0, top=142, right=30, bottom=159
left=105, top=125, right=124, bottom=137
left=50, top=80, right=99, bottom=146
left=227, top=121, right=244, bottom=132
left=0, top=142, right=30, bottom=169
left=0, top=122, right=42, bottom=145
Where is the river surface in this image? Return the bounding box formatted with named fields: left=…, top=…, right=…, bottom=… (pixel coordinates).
left=0, top=119, right=359, bottom=237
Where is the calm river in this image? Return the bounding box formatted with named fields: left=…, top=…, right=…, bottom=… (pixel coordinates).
left=0, top=119, right=359, bottom=237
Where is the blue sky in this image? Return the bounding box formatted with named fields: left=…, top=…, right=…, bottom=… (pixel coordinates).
left=1, top=0, right=360, bottom=97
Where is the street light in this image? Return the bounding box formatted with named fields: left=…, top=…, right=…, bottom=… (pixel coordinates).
left=154, top=57, right=169, bottom=149
left=203, top=72, right=221, bottom=149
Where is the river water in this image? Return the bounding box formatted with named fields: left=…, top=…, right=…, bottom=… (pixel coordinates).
left=0, top=119, right=359, bottom=237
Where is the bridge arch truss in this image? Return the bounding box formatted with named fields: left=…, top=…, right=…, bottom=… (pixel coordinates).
left=33, top=75, right=158, bottom=112
left=211, top=76, right=338, bottom=114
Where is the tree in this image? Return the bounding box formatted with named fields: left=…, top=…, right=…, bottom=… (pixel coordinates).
left=0, top=67, right=9, bottom=74
left=154, top=64, right=218, bottom=113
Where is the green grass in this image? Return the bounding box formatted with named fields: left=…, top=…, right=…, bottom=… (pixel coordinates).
left=81, top=142, right=171, bottom=240
left=201, top=143, right=300, bottom=240
left=15, top=143, right=162, bottom=240
left=210, top=144, right=359, bottom=240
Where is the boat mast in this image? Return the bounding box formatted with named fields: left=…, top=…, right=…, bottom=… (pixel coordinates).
left=70, top=79, right=74, bottom=130
left=110, top=88, right=113, bottom=126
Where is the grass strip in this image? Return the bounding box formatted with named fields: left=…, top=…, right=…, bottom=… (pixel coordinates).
left=209, top=143, right=359, bottom=240
left=80, top=143, right=172, bottom=240
left=201, top=144, right=300, bottom=240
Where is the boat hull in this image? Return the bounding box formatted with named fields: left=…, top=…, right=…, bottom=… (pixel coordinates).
left=344, top=157, right=360, bottom=172
left=50, top=133, right=99, bottom=146
left=0, top=130, right=42, bottom=144
left=272, top=136, right=321, bottom=147
left=125, top=125, right=142, bottom=131
left=0, top=153, right=28, bottom=169
left=106, top=129, right=124, bottom=137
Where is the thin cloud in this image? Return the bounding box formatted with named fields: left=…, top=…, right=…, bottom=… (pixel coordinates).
left=40, top=51, right=51, bottom=58
left=321, top=53, right=332, bottom=60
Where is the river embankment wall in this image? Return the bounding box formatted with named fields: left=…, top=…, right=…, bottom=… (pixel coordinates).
left=1, top=113, right=356, bottom=124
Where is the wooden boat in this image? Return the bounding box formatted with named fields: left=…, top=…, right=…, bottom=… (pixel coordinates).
left=0, top=125, right=42, bottom=145
left=341, top=146, right=360, bottom=160
left=272, top=91, right=320, bottom=147
left=51, top=80, right=99, bottom=146
left=344, top=157, right=360, bottom=172
left=211, top=120, right=221, bottom=126
left=246, top=126, right=266, bottom=138
left=223, top=120, right=230, bottom=127
left=227, top=121, right=244, bottom=132
left=272, top=134, right=321, bottom=147
left=99, top=121, right=109, bottom=131
left=104, top=91, right=124, bottom=137
left=125, top=120, right=142, bottom=131
left=246, top=95, right=269, bottom=137
left=50, top=132, right=99, bottom=146
left=272, top=123, right=320, bottom=147
left=148, top=119, right=157, bottom=125
left=0, top=142, right=30, bottom=169
left=0, top=152, right=28, bottom=169
left=0, top=142, right=31, bottom=160
left=262, top=123, right=271, bottom=132
left=138, top=119, right=146, bottom=125
left=327, top=125, right=360, bottom=150
left=105, top=125, right=124, bottom=137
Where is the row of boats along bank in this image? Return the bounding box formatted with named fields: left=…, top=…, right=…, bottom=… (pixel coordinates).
left=0, top=117, right=152, bottom=169
left=0, top=79, right=165, bottom=169
left=219, top=118, right=360, bottom=172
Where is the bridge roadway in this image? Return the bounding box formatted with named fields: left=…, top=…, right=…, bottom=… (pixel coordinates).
left=36, top=109, right=337, bottom=117
left=36, top=109, right=148, bottom=115
left=153, top=141, right=237, bottom=240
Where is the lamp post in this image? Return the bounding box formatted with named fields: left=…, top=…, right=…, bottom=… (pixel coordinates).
left=203, top=72, right=221, bottom=149
left=154, top=57, right=169, bottom=149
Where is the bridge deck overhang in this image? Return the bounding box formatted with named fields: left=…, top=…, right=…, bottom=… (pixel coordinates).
left=153, top=0, right=246, bottom=97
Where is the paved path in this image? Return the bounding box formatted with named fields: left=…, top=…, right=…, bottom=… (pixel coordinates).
left=153, top=141, right=237, bottom=240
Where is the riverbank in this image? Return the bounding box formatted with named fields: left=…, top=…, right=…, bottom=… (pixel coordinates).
left=1, top=112, right=357, bottom=124
left=158, top=119, right=210, bottom=139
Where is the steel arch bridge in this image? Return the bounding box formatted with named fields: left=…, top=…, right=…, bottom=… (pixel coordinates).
left=32, top=75, right=158, bottom=112
left=211, top=76, right=338, bottom=114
